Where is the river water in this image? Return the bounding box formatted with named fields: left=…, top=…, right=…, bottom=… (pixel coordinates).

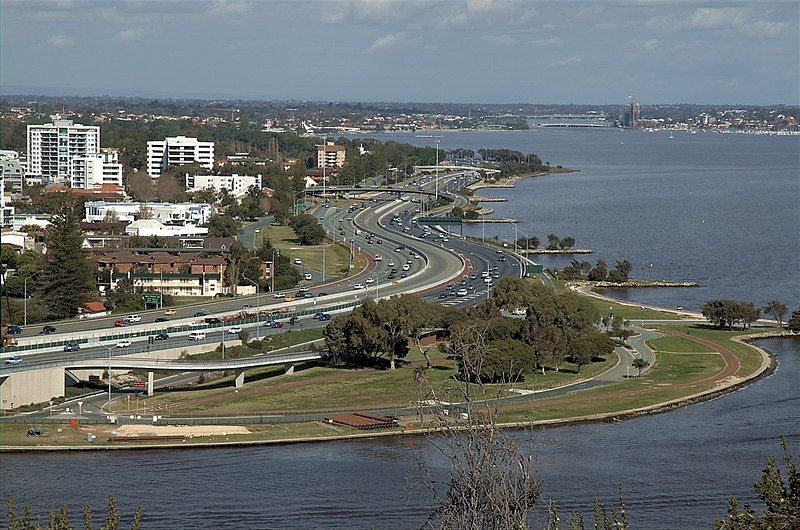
left=1, top=129, right=798, bottom=529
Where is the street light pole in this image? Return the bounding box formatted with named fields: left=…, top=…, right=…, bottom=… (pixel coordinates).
left=435, top=139, right=440, bottom=201
left=23, top=270, right=43, bottom=326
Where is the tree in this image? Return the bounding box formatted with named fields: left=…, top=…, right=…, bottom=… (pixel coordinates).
left=546, top=233, right=560, bottom=250
left=632, top=357, right=649, bottom=376
left=41, top=195, right=97, bottom=318
left=587, top=259, right=608, bottom=281
left=288, top=214, right=325, bottom=245
left=763, top=300, right=788, bottom=327
left=714, top=437, right=799, bottom=529
left=559, top=236, right=575, bottom=249
left=608, top=259, right=633, bottom=283
left=702, top=299, right=760, bottom=330
left=205, top=213, right=241, bottom=238
left=105, top=278, right=144, bottom=312
left=5, top=497, right=142, bottom=530
left=464, top=339, right=534, bottom=382
left=788, top=309, right=800, bottom=332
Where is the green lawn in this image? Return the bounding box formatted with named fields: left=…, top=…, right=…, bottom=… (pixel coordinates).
left=188, top=328, right=324, bottom=362
left=647, top=334, right=716, bottom=353
left=255, top=224, right=364, bottom=277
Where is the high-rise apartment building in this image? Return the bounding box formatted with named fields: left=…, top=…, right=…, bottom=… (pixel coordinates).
left=147, top=136, right=214, bottom=178
left=316, top=141, right=346, bottom=168
left=27, top=119, right=101, bottom=184
left=70, top=148, right=123, bottom=189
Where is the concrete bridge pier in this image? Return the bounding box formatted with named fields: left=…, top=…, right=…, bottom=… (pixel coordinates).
left=235, top=372, right=246, bottom=388
left=147, top=371, right=154, bottom=397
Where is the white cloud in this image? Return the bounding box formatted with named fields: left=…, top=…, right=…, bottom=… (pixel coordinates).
left=115, top=28, right=142, bottom=42
left=551, top=56, right=581, bottom=67
left=643, top=38, right=658, bottom=51
left=206, top=0, right=250, bottom=15
left=481, top=34, right=516, bottom=46
left=526, top=37, right=562, bottom=50
left=46, top=34, right=74, bottom=47
left=367, top=32, right=401, bottom=52
left=688, top=7, right=786, bottom=38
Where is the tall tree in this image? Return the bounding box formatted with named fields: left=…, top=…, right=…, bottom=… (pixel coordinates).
left=762, top=300, right=788, bottom=327
left=42, top=195, right=97, bottom=318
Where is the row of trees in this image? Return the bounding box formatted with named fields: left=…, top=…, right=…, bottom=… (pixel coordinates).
left=702, top=299, right=797, bottom=330
left=6, top=496, right=140, bottom=530
left=560, top=259, right=633, bottom=282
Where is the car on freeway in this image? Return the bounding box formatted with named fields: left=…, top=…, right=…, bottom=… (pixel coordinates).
left=318, top=313, right=331, bottom=321
left=388, top=261, right=395, bottom=267
left=242, top=304, right=253, bottom=310
left=460, top=279, right=467, bottom=285
left=115, top=340, right=132, bottom=348
left=499, top=256, right=506, bottom=262
left=352, top=283, right=364, bottom=290
left=468, top=284, right=476, bottom=291
left=496, top=250, right=503, bottom=254
left=123, top=314, right=142, bottom=323
left=154, top=333, right=169, bottom=341
left=284, top=295, right=295, bottom=302
left=63, top=343, right=80, bottom=352
left=365, top=277, right=375, bottom=285
left=155, top=317, right=169, bottom=323
left=289, top=316, right=299, bottom=325
left=39, top=325, right=56, bottom=334
left=493, top=273, right=501, bottom=278
left=303, top=272, right=313, bottom=281
left=400, top=273, right=407, bottom=278
left=194, top=310, right=209, bottom=317
left=377, top=239, right=383, bottom=244
left=469, top=274, right=477, bottom=280
left=313, top=312, right=327, bottom=320
left=270, top=321, right=283, bottom=329
left=387, top=274, right=396, bottom=280
left=293, top=258, right=302, bottom=265
left=164, top=309, right=177, bottom=316
left=4, top=356, right=23, bottom=365
left=114, top=320, right=125, bottom=327
left=438, top=292, right=448, bottom=299
left=484, top=277, right=492, bottom=284
left=228, top=326, right=243, bottom=334
left=442, top=237, right=449, bottom=242
left=204, top=317, right=222, bottom=324
left=273, top=292, right=286, bottom=299
left=402, top=264, right=410, bottom=271
left=317, top=292, right=328, bottom=297
left=457, top=289, right=468, bottom=297
left=6, top=325, right=22, bottom=334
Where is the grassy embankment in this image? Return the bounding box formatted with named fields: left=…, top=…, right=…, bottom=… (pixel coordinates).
left=255, top=224, right=366, bottom=279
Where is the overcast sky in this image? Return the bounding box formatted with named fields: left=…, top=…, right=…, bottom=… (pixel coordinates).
left=1, top=0, right=797, bottom=104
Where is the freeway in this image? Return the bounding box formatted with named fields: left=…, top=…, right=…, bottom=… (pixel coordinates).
left=1, top=172, right=520, bottom=374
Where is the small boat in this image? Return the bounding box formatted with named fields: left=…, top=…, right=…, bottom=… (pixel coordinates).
left=676, top=305, right=684, bottom=310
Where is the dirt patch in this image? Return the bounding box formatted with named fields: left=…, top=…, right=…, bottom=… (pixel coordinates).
left=112, top=425, right=250, bottom=437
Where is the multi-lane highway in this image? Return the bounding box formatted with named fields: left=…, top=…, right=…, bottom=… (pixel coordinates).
left=1, top=172, right=523, bottom=376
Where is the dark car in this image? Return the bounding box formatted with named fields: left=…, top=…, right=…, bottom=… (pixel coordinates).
left=194, top=311, right=209, bottom=317
left=313, top=312, right=326, bottom=320
left=289, top=316, right=299, bottom=325
left=114, top=320, right=125, bottom=327
left=155, top=317, right=169, bottom=323
left=270, top=321, right=283, bottom=329
left=6, top=325, right=22, bottom=335
left=387, top=274, right=396, bottom=280
left=63, top=343, right=80, bottom=352
left=317, top=292, right=328, bottom=297
left=438, top=292, right=448, bottom=299
left=204, top=317, right=222, bottom=324
left=39, top=325, right=56, bottom=335
left=154, top=332, right=169, bottom=341
left=318, top=313, right=331, bottom=321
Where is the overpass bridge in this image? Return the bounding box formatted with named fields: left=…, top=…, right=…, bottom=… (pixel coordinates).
left=414, top=165, right=501, bottom=174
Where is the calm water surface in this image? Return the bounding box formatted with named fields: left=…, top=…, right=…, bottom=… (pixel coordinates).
left=2, top=129, right=797, bottom=529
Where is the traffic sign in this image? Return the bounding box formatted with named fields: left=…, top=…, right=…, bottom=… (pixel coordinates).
left=142, top=293, right=160, bottom=304
left=132, top=381, right=146, bottom=389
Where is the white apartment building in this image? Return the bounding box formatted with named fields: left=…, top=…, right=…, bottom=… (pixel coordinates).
left=70, top=148, right=123, bottom=189
left=147, top=136, right=214, bottom=178
left=85, top=201, right=214, bottom=225
left=185, top=173, right=262, bottom=198
left=1, top=158, right=24, bottom=194
left=316, top=141, right=346, bottom=168
left=27, top=119, right=100, bottom=184
left=0, top=174, right=14, bottom=227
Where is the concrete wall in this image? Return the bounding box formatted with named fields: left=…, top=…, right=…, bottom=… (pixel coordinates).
left=0, top=367, right=65, bottom=410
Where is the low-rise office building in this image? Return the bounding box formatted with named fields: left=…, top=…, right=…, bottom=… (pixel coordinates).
left=147, top=136, right=214, bottom=178
left=70, top=149, right=123, bottom=188
left=84, top=201, right=214, bottom=225
left=316, top=141, right=346, bottom=168
left=184, top=173, right=262, bottom=198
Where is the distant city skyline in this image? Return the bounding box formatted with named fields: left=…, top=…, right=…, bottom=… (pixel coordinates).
left=1, top=0, right=798, bottom=105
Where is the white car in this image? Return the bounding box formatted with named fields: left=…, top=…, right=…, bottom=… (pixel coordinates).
left=124, top=314, right=141, bottom=323
left=402, top=264, right=410, bottom=271
left=365, top=278, right=375, bottom=285
left=388, top=261, right=395, bottom=267
left=442, top=238, right=449, bottom=242
left=303, top=273, right=313, bottom=281
left=228, top=326, right=243, bottom=334
left=4, top=356, right=22, bottom=365
left=115, top=340, right=132, bottom=348
left=293, top=258, right=302, bottom=265
left=456, top=288, right=468, bottom=296
left=352, top=283, right=364, bottom=290
left=273, top=292, right=286, bottom=299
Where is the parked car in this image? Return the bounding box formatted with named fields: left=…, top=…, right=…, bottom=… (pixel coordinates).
left=4, top=356, right=23, bottom=365
left=164, top=309, right=177, bottom=316
left=39, top=325, right=56, bottom=334
left=63, top=343, right=80, bottom=352
left=6, top=325, right=22, bottom=335
left=228, top=326, right=243, bottom=334
left=115, top=340, right=132, bottom=348
left=154, top=333, right=169, bottom=341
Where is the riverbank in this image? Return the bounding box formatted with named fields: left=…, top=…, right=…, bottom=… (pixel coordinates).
left=467, top=166, right=577, bottom=192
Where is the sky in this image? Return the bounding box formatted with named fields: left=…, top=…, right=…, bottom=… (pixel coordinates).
left=1, top=0, right=798, bottom=105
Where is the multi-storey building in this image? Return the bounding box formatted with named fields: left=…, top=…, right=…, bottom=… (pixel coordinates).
left=0, top=155, right=24, bottom=194
left=0, top=173, right=14, bottom=228
left=27, top=119, right=100, bottom=184
left=147, top=136, right=214, bottom=178
left=84, top=201, right=214, bottom=225
left=70, top=148, right=123, bottom=189
left=184, top=173, right=262, bottom=198
left=316, top=141, right=346, bottom=168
